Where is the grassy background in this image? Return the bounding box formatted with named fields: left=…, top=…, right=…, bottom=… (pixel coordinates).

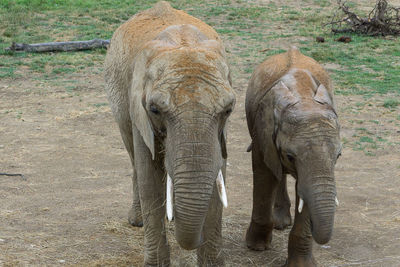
left=1, top=0, right=400, bottom=95
left=0, top=0, right=399, bottom=153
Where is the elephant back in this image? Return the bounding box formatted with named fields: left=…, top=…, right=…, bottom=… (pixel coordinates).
left=107, top=1, right=220, bottom=65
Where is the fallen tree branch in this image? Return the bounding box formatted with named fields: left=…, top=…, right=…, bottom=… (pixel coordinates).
left=326, top=0, right=400, bottom=36
left=5, top=38, right=110, bottom=53
left=0, top=172, right=26, bottom=180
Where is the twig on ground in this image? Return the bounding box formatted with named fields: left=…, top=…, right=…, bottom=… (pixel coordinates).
left=0, top=172, right=26, bottom=180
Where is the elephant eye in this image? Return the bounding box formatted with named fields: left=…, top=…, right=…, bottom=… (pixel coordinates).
left=286, top=153, right=295, bottom=163
left=337, top=152, right=342, bottom=159
left=150, top=104, right=160, bottom=115
left=225, top=108, right=232, bottom=115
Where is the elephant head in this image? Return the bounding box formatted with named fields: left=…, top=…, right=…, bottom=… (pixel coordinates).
left=267, top=73, right=341, bottom=244
left=130, top=25, right=235, bottom=249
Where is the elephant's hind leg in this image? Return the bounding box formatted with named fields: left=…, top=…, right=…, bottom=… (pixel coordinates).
left=273, top=175, right=292, bottom=230
left=246, top=147, right=278, bottom=251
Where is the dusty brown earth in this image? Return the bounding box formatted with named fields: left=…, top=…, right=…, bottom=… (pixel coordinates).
left=1, top=2, right=400, bottom=267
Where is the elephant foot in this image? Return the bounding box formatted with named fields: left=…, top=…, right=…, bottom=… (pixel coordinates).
left=245, top=221, right=273, bottom=251
left=197, top=242, right=224, bottom=266
left=282, top=255, right=316, bottom=267
left=144, top=244, right=170, bottom=267
left=128, top=205, right=143, bottom=227
left=273, top=205, right=292, bottom=230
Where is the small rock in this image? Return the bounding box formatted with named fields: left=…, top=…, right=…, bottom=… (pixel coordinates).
left=336, top=36, right=352, bottom=43
left=0, top=238, right=5, bottom=242
left=316, top=36, right=325, bottom=43
left=59, top=260, right=66, bottom=263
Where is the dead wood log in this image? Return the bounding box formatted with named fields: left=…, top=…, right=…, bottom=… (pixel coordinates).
left=5, top=39, right=110, bottom=53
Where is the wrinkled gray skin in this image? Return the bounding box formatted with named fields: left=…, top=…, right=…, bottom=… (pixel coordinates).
left=245, top=48, right=341, bottom=266
left=104, top=3, right=235, bottom=266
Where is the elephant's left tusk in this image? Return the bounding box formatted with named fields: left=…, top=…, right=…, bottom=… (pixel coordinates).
left=298, top=198, right=304, bottom=213
left=166, top=173, right=173, bottom=221
left=216, top=170, right=228, bottom=208
left=335, top=197, right=339, bottom=207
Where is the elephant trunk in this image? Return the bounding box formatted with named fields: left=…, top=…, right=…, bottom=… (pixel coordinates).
left=298, top=170, right=336, bottom=244
left=166, top=110, right=222, bottom=250
left=174, top=172, right=215, bottom=249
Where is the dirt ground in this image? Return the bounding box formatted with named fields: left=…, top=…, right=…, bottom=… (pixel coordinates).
left=1, top=2, right=400, bottom=267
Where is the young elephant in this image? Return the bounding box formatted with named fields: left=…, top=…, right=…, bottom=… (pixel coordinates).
left=104, top=2, right=235, bottom=266
left=245, top=47, right=341, bottom=266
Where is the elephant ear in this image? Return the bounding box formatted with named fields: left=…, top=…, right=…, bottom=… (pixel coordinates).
left=264, top=81, right=298, bottom=180
left=314, top=83, right=333, bottom=106
left=130, top=51, right=155, bottom=159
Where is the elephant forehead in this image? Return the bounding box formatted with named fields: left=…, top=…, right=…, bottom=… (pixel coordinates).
left=171, top=82, right=227, bottom=108
left=281, top=119, right=340, bottom=143
left=149, top=48, right=232, bottom=108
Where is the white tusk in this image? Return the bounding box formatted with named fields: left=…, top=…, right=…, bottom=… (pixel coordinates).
left=216, top=170, right=228, bottom=208
left=298, top=198, right=304, bottom=213
left=166, top=174, right=173, bottom=221
left=335, top=197, right=339, bottom=207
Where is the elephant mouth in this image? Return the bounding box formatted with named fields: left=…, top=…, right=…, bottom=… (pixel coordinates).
left=297, top=196, right=339, bottom=214
left=165, top=169, right=228, bottom=221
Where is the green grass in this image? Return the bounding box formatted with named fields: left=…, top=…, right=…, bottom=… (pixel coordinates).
left=383, top=99, right=400, bottom=109
left=1, top=0, right=399, bottom=98
left=93, top=102, right=108, bottom=108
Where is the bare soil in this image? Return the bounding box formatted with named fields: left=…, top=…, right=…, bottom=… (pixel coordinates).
left=1, top=3, right=400, bottom=267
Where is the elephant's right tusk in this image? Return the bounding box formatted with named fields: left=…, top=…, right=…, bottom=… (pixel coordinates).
left=216, top=170, right=228, bottom=208
left=298, top=198, right=304, bottom=213
left=335, top=197, right=339, bottom=207
left=166, top=173, right=173, bottom=221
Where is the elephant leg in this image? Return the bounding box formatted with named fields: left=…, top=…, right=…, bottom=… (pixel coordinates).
left=273, top=175, right=292, bottom=230
left=128, top=168, right=143, bottom=227
left=197, top=164, right=225, bottom=267
left=246, top=148, right=278, bottom=251
left=118, top=120, right=143, bottom=227
left=284, top=186, right=316, bottom=267
left=133, top=125, right=170, bottom=266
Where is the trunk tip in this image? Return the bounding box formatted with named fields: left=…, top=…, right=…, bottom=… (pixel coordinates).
left=175, top=231, right=203, bottom=250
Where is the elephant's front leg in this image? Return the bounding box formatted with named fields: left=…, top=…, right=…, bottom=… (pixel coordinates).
left=197, top=166, right=225, bottom=267
left=285, top=189, right=316, bottom=267
left=117, top=121, right=143, bottom=227
left=246, top=149, right=278, bottom=251
left=273, top=175, right=292, bottom=230
left=133, top=126, right=170, bottom=266
left=128, top=168, right=143, bottom=227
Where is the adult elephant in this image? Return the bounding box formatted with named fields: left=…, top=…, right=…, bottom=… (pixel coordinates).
left=245, top=47, right=341, bottom=266
left=104, top=2, right=235, bottom=266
